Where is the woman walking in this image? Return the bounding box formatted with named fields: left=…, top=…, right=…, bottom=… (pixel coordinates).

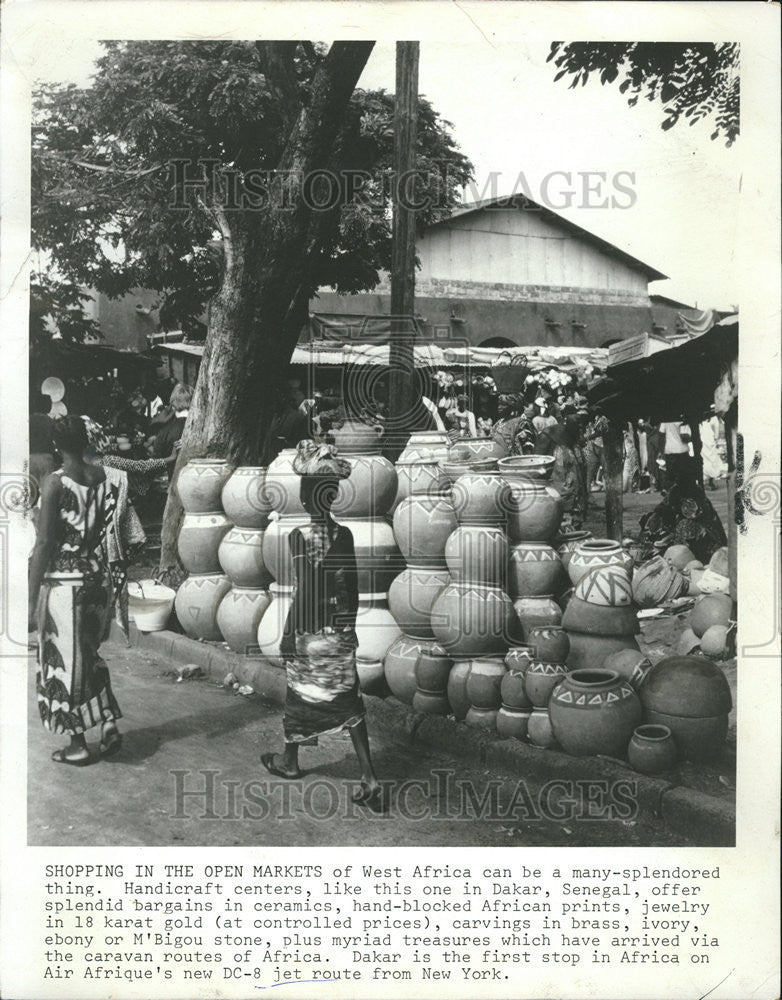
left=28, top=417, right=126, bottom=765
left=261, top=441, right=385, bottom=811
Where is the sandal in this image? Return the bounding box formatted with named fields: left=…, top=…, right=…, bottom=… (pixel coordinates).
left=99, top=724, right=123, bottom=757
left=352, top=782, right=388, bottom=814
left=52, top=748, right=92, bottom=767
left=261, top=752, right=303, bottom=781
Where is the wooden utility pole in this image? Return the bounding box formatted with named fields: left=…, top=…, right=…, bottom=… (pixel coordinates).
left=386, top=41, right=419, bottom=458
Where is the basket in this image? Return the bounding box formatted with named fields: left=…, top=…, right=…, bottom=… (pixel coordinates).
left=491, top=351, right=529, bottom=393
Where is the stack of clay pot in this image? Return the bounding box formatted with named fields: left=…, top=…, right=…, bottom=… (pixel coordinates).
left=430, top=469, right=516, bottom=729
left=522, top=624, right=570, bottom=748
left=215, top=467, right=274, bottom=653
left=386, top=456, right=455, bottom=710
left=562, top=553, right=641, bottom=671
left=174, top=459, right=234, bottom=641
left=393, top=431, right=451, bottom=510
left=330, top=419, right=404, bottom=693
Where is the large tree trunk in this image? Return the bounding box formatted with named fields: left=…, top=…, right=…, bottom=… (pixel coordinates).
left=158, top=40, right=375, bottom=583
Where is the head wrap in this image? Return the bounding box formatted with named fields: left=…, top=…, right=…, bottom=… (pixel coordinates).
left=291, top=439, right=351, bottom=479
left=81, top=415, right=113, bottom=456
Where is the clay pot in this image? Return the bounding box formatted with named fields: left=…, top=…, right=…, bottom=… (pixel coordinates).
left=177, top=459, right=233, bottom=514
left=690, top=593, right=733, bottom=638
left=556, top=530, right=592, bottom=570
left=574, top=564, right=634, bottom=607
left=527, top=707, right=557, bottom=748
left=506, top=482, right=562, bottom=543
left=439, top=457, right=498, bottom=485
left=431, top=582, right=515, bottom=657
left=262, top=514, right=310, bottom=588
left=392, top=494, right=458, bottom=567
left=505, top=646, right=534, bottom=674
left=452, top=472, right=512, bottom=526
left=330, top=418, right=384, bottom=455
left=465, top=655, right=506, bottom=710
left=567, top=539, right=633, bottom=586
left=387, top=565, right=450, bottom=639
left=561, top=596, right=639, bottom=637
left=415, top=646, right=453, bottom=693
left=399, top=431, right=451, bottom=463
left=677, top=627, right=701, bottom=656
left=334, top=454, right=397, bottom=518
left=384, top=635, right=434, bottom=705
left=412, top=690, right=451, bottom=716
left=336, top=518, right=403, bottom=596
left=512, top=594, right=562, bottom=641
left=498, top=454, right=555, bottom=482
left=496, top=706, right=531, bottom=740
left=465, top=706, right=499, bottom=730
left=450, top=436, right=508, bottom=463
left=256, top=583, right=294, bottom=667
left=549, top=669, right=642, bottom=757
left=602, top=648, right=653, bottom=691
left=265, top=449, right=306, bottom=516
left=445, top=525, right=508, bottom=587
left=446, top=659, right=472, bottom=720
left=178, top=512, right=232, bottom=574
left=218, top=526, right=273, bottom=588
left=394, top=458, right=450, bottom=509
left=524, top=660, right=568, bottom=708
left=216, top=586, right=271, bottom=654
left=354, top=597, right=403, bottom=681
left=526, top=625, right=569, bottom=664
left=500, top=666, right=533, bottom=710
left=640, top=710, right=728, bottom=762
left=221, top=466, right=272, bottom=529
left=175, top=573, right=232, bottom=641
left=627, top=724, right=678, bottom=774
left=565, top=632, right=641, bottom=672
left=640, top=656, right=733, bottom=717
left=508, top=542, right=564, bottom=597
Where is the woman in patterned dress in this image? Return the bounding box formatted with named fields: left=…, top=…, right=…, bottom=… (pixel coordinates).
left=261, top=441, right=384, bottom=811
left=28, top=417, right=124, bottom=765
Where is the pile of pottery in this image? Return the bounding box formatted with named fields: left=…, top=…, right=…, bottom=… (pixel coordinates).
left=562, top=541, right=641, bottom=670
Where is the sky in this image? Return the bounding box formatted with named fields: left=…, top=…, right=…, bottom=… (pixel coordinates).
left=31, top=37, right=741, bottom=310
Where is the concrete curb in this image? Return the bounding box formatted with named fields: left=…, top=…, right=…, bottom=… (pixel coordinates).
left=113, top=622, right=735, bottom=846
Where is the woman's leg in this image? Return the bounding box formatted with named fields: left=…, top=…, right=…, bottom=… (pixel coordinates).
left=348, top=720, right=380, bottom=792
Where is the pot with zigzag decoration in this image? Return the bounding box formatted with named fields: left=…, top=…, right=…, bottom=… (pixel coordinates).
left=431, top=582, right=515, bottom=657
left=177, top=459, right=233, bottom=514
left=387, top=565, right=450, bottom=639
left=175, top=573, right=232, bottom=641
left=216, top=586, right=271, bottom=653
left=524, top=659, right=568, bottom=708
left=567, top=538, right=633, bottom=586
left=512, top=594, right=562, bottom=641
left=505, top=481, right=562, bottom=543
left=218, top=526, right=273, bottom=588
left=508, top=542, right=564, bottom=597
left=221, top=466, right=272, bottom=529
left=178, top=512, right=232, bottom=575
left=392, top=494, right=457, bottom=567
left=549, top=668, right=642, bottom=757
left=445, top=525, right=508, bottom=587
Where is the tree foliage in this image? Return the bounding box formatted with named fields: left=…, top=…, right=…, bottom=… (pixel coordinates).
left=547, top=42, right=739, bottom=146
left=32, top=41, right=473, bottom=340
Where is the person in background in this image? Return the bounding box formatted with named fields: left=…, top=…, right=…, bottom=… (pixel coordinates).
left=150, top=383, right=192, bottom=476
left=444, top=393, right=477, bottom=440
left=659, top=419, right=692, bottom=491
left=622, top=423, right=640, bottom=494
left=271, top=385, right=313, bottom=452
left=639, top=419, right=663, bottom=492
left=492, top=394, right=536, bottom=455
left=699, top=407, right=728, bottom=490
left=29, top=392, right=58, bottom=507
left=550, top=418, right=588, bottom=528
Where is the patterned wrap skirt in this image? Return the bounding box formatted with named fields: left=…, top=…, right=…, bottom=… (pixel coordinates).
left=283, top=628, right=364, bottom=744
left=36, top=572, right=122, bottom=735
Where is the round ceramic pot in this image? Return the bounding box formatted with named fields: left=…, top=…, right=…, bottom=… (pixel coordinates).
left=446, top=659, right=472, bottom=720
left=690, top=593, right=733, bottom=638
left=508, top=542, right=564, bottom=597
left=567, top=539, right=633, bottom=586
left=641, top=710, right=728, bottom=762
left=177, top=459, right=233, bottom=514
left=175, top=573, right=232, bottom=641
left=512, top=594, right=562, bottom=642
left=500, top=663, right=533, bottom=710
left=399, top=431, right=451, bottom=463
left=256, top=582, right=294, bottom=667
left=640, top=656, right=732, bottom=717
left=412, top=690, right=451, bottom=716
left=555, top=531, right=592, bottom=571
left=565, top=632, right=640, bottom=671
left=218, top=526, right=273, bottom=588
left=392, top=494, right=458, bottom=567
left=506, top=482, right=562, bottom=543
left=387, top=565, right=450, bottom=639
left=549, top=669, right=642, bottom=758
left=355, top=597, right=402, bottom=671
left=465, top=706, right=498, bottom=729
left=561, top=596, right=639, bottom=637
left=465, top=655, right=506, bottom=710
left=330, top=418, right=384, bottom=455
left=449, top=436, right=509, bottom=464
left=261, top=513, right=310, bottom=588
left=383, top=635, right=439, bottom=705
left=526, top=625, right=570, bottom=664
left=627, top=724, right=678, bottom=774
left=574, top=563, right=634, bottom=608
left=415, top=646, right=453, bottom=694
left=505, top=646, right=534, bottom=673
left=439, top=457, right=497, bottom=485
left=451, top=472, right=512, bottom=526
left=445, top=525, right=508, bottom=587
left=178, top=511, right=232, bottom=574
left=524, top=659, right=568, bottom=708
left=496, top=706, right=531, bottom=740
left=265, top=449, right=306, bottom=516
left=431, top=582, right=515, bottom=657
left=216, top=586, right=271, bottom=654
left=336, top=518, right=403, bottom=596
left=334, top=454, right=397, bottom=519
left=602, top=649, right=653, bottom=691
left=221, top=466, right=272, bottom=529
left=394, top=458, right=450, bottom=509
left=527, top=707, right=556, bottom=748
left=497, top=454, right=556, bottom=482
